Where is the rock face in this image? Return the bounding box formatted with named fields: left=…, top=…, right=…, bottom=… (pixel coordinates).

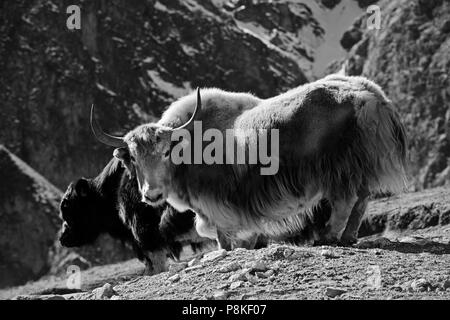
left=337, top=0, right=450, bottom=190
left=0, top=145, right=62, bottom=288
left=224, top=0, right=365, bottom=78
left=0, top=0, right=306, bottom=190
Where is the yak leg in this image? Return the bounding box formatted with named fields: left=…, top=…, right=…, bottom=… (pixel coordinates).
left=340, top=188, right=370, bottom=245
left=194, top=213, right=217, bottom=240
left=321, top=196, right=358, bottom=244
left=233, top=233, right=267, bottom=250
left=143, top=250, right=168, bottom=275
left=217, top=230, right=233, bottom=251
left=194, top=212, right=233, bottom=250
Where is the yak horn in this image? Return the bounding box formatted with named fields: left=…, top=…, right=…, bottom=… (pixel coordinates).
left=173, top=87, right=202, bottom=131
left=90, top=104, right=127, bottom=148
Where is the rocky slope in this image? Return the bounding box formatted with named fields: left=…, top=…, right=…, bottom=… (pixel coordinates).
left=336, top=0, right=450, bottom=190
left=2, top=187, right=449, bottom=300
left=0, top=145, right=62, bottom=288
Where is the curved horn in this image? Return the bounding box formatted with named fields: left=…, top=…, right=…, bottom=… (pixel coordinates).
left=90, top=104, right=127, bottom=148
left=173, top=87, right=202, bottom=131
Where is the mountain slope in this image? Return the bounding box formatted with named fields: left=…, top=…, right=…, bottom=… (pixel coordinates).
left=337, top=0, right=450, bottom=189
left=0, top=0, right=306, bottom=190
left=222, top=0, right=365, bottom=79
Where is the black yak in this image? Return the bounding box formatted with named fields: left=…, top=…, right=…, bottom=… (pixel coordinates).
left=59, top=157, right=209, bottom=274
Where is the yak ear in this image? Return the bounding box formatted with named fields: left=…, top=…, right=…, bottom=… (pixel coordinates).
left=113, top=147, right=130, bottom=162
left=75, top=178, right=89, bottom=197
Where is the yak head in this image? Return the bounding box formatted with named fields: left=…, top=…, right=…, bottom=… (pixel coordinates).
left=59, top=178, right=103, bottom=247
left=90, top=88, right=202, bottom=207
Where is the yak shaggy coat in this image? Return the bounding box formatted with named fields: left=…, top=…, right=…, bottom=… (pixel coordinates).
left=125, top=75, right=408, bottom=245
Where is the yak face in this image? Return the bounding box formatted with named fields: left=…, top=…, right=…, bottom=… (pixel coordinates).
left=116, top=124, right=173, bottom=207
left=90, top=88, right=202, bottom=208
left=59, top=178, right=103, bottom=247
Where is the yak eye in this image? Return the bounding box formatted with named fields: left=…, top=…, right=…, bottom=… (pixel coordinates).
left=156, top=135, right=161, bottom=143
left=164, top=150, right=170, bottom=158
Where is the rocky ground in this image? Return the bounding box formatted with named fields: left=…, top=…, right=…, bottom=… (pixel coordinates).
left=2, top=186, right=449, bottom=300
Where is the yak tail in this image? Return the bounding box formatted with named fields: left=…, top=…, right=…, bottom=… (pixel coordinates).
left=354, top=82, right=408, bottom=194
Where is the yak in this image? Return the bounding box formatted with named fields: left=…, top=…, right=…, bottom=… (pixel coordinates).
left=90, top=75, right=408, bottom=249
left=59, top=157, right=209, bottom=274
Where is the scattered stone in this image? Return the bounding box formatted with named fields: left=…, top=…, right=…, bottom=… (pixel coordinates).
left=320, top=249, right=338, bottom=259
left=283, top=248, right=295, bottom=258
left=213, top=291, right=229, bottom=300
left=443, top=279, right=450, bottom=290
left=201, top=249, right=228, bottom=263
left=325, top=287, right=347, bottom=298
left=93, top=283, right=116, bottom=300
left=218, top=262, right=241, bottom=273
left=169, top=262, right=187, bottom=274
left=230, top=281, right=243, bottom=290
left=229, top=273, right=245, bottom=282
left=391, top=285, right=403, bottom=292
left=256, top=269, right=274, bottom=279
left=246, top=273, right=258, bottom=284
left=247, top=260, right=269, bottom=272
left=410, top=279, right=431, bottom=292
left=229, top=267, right=252, bottom=282
left=110, top=295, right=123, bottom=300
left=184, top=265, right=203, bottom=273
left=217, top=283, right=229, bottom=290
left=168, top=274, right=181, bottom=283
left=265, top=245, right=291, bottom=260
left=13, top=294, right=66, bottom=300
left=188, top=257, right=201, bottom=267
left=40, top=294, right=67, bottom=300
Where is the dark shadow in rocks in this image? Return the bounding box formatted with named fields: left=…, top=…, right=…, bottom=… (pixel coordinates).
left=355, top=237, right=450, bottom=255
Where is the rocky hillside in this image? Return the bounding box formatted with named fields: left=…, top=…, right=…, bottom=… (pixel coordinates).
left=0, top=0, right=306, bottom=190
left=2, top=0, right=447, bottom=192
left=0, top=145, right=62, bottom=288
left=222, top=0, right=366, bottom=78
left=1, top=186, right=449, bottom=300
left=336, top=0, right=450, bottom=190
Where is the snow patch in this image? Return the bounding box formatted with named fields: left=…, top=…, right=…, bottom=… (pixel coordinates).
left=96, top=83, right=118, bottom=97
left=147, top=70, right=192, bottom=98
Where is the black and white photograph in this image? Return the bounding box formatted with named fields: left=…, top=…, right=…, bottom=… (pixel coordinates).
left=0, top=0, right=449, bottom=305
